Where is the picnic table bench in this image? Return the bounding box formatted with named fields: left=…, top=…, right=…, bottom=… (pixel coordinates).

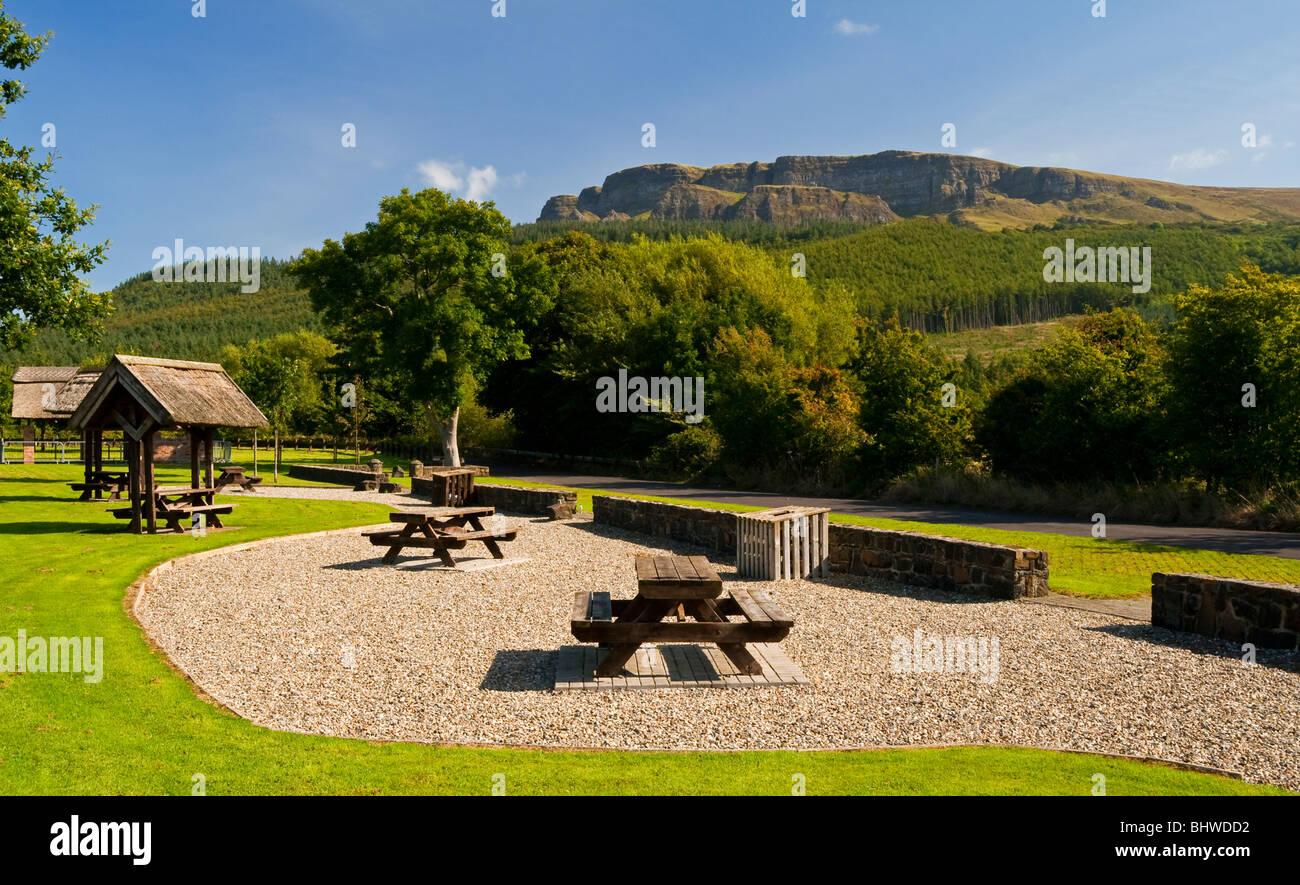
left=571, top=554, right=794, bottom=678
left=215, top=465, right=263, bottom=492
left=109, top=486, right=233, bottom=532
left=364, top=506, right=518, bottom=567
left=70, top=470, right=130, bottom=502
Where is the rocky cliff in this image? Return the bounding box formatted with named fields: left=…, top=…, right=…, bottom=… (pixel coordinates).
left=538, top=150, right=1300, bottom=228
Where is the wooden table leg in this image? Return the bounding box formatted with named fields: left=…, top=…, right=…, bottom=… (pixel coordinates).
left=383, top=522, right=418, bottom=565
left=595, top=598, right=677, bottom=677
left=419, top=522, right=458, bottom=568
left=687, top=598, right=763, bottom=675
left=467, top=515, right=505, bottom=559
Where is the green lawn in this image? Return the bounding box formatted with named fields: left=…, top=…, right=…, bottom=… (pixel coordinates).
left=0, top=465, right=1285, bottom=795
left=476, top=478, right=1300, bottom=599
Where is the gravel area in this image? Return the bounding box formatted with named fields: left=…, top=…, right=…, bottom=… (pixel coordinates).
left=137, top=512, right=1300, bottom=790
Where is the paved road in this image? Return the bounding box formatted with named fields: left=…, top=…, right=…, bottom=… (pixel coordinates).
left=487, top=463, right=1300, bottom=560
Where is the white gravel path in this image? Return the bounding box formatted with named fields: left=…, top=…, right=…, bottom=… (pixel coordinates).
left=139, top=500, right=1300, bottom=790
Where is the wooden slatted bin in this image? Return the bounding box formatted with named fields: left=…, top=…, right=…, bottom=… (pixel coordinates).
left=737, top=506, right=830, bottom=580
left=427, top=468, right=476, bottom=507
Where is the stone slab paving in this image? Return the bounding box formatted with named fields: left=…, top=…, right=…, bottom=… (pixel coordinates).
left=555, top=643, right=809, bottom=690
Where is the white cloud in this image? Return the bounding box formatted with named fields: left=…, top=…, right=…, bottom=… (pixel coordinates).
left=1168, top=148, right=1229, bottom=172
left=464, top=165, right=499, bottom=202
left=833, top=19, right=879, bottom=36
left=416, top=159, right=520, bottom=202
left=969, top=146, right=994, bottom=159
left=417, top=159, right=465, bottom=191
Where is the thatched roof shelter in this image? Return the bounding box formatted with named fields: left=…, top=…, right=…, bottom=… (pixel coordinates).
left=10, top=366, right=83, bottom=420
left=69, top=355, right=267, bottom=433
left=51, top=368, right=105, bottom=417
left=67, top=355, right=267, bottom=534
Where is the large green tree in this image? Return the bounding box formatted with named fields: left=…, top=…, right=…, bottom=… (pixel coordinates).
left=977, top=309, right=1165, bottom=484
left=293, top=188, right=553, bottom=466
left=493, top=232, right=856, bottom=457
left=848, top=318, right=972, bottom=485
left=0, top=3, right=108, bottom=350
left=1164, top=266, right=1300, bottom=489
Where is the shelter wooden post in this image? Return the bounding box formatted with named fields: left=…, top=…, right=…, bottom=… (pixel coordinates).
left=189, top=428, right=201, bottom=490
left=94, top=429, right=105, bottom=500
left=204, top=428, right=215, bottom=505
left=82, top=430, right=93, bottom=490
left=126, top=437, right=142, bottom=534
left=143, top=430, right=158, bottom=533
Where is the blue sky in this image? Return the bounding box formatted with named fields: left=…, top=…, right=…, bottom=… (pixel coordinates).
left=5, top=0, right=1298, bottom=290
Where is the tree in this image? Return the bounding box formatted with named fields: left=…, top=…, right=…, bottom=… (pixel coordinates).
left=227, top=348, right=299, bottom=482
left=977, top=309, right=1165, bottom=483
left=493, top=232, right=855, bottom=458
left=293, top=189, right=553, bottom=466
left=848, top=318, right=972, bottom=485
left=0, top=3, right=108, bottom=350
left=219, top=330, right=337, bottom=436
left=1164, top=266, right=1300, bottom=489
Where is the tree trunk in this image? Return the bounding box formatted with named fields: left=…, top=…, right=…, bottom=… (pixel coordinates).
left=273, top=427, right=280, bottom=483
left=433, top=406, right=461, bottom=468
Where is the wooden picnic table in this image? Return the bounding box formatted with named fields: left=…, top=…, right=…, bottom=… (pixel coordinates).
left=364, top=506, right=519, bottom=567
left=70, top=470, right=131, bottom=502
left=214, top=465, right=263, bottom=492
left=571, top=554, right=795, bottom=678
left=109, top=486, right=232, bottom=532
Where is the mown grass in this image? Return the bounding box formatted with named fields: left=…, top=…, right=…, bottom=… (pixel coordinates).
left=476, top=478, right=1300, bottom=599
left=0, top=464, right=1285, bottom=795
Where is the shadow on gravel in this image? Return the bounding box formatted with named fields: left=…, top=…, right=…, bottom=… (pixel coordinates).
left=1085, top=622, right=1300, bottom=672
left=480, top=649, right=559, bottom=692
left=323, top=558, right=388, bottom=570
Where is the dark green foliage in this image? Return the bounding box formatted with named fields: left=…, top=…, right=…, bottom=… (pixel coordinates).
left=848, top=319, right=972, bottom=485
left=977, top=309, right=1166, bottom=483
left=1162, top=267, right=1300, bottom=489
left=7, top=258, right=318, bottom=365
left=644, top=424, right=724, bottom=481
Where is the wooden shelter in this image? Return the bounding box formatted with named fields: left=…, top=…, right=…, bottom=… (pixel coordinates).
left=9, top=366, right=102, bottom=466
left=10, top=366, right=81, bottom=422
left=67, top=355, right=267, bottom=533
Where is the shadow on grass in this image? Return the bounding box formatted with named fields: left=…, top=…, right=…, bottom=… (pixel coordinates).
left=0, top=475, right=74, bottom=486
left=480, top=649, right=558, bottom=691
left=0, top=520, right=122, bottom=535
left=0, top=495, right=81, bottom=504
